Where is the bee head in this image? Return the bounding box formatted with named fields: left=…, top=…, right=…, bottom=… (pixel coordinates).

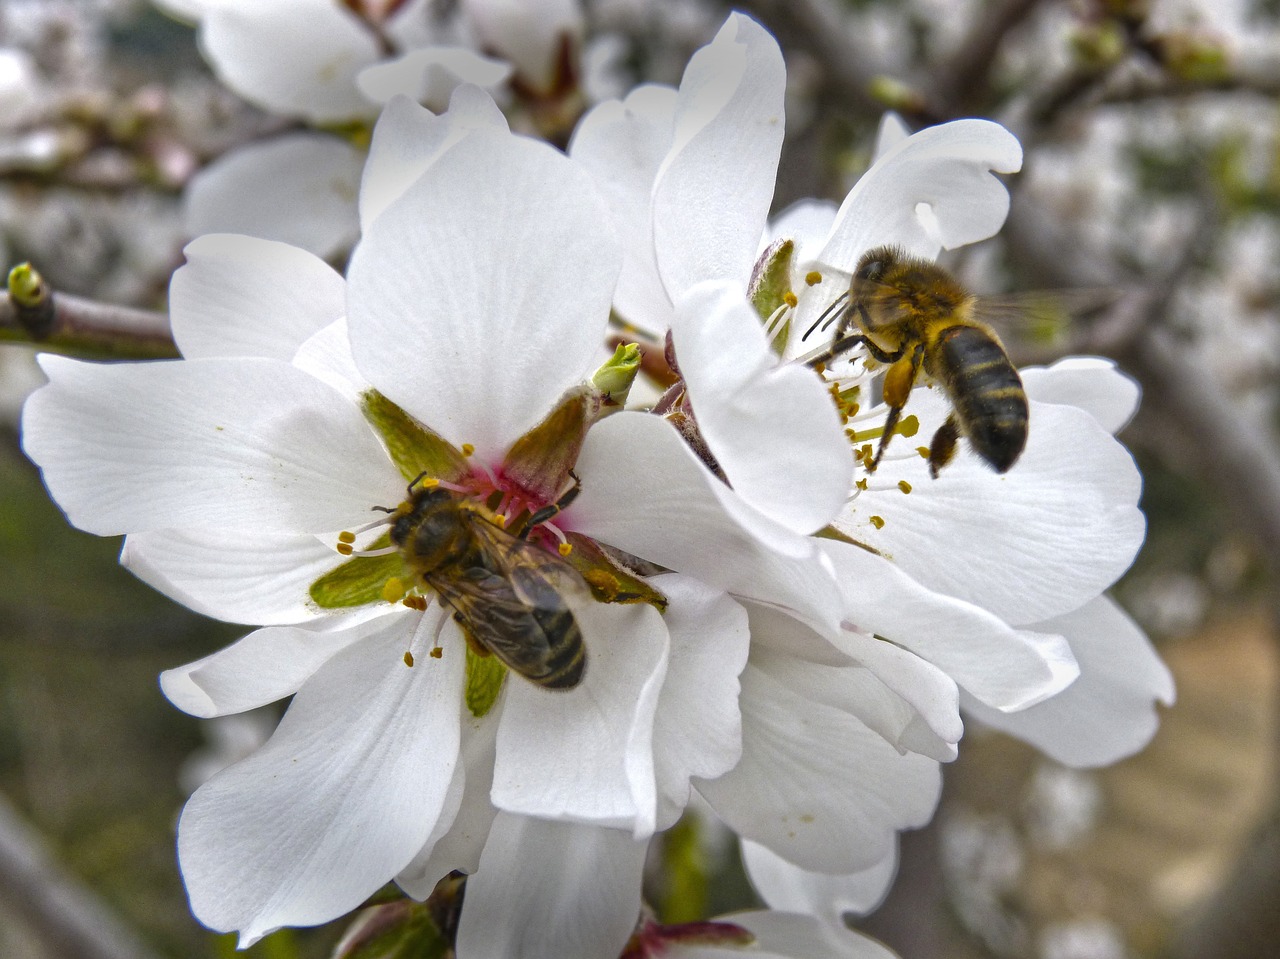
left=854, top=246, right=901, bottom=286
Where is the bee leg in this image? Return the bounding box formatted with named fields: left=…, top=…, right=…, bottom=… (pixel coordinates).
left=515, top=471, right=581, bottom=537
left=868, top=344, right=924, bottom=472
left=928, top=415, right=961, bottom=478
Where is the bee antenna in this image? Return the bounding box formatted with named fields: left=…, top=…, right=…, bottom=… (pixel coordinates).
left=406, top=471, right=429, bottom=495
left=804, top=291, right=849, bottom=341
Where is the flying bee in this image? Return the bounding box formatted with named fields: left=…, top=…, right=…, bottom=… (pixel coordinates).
left=388, top=475, right=586, bottom=690
left=806, top=245, right=1035, bottom=478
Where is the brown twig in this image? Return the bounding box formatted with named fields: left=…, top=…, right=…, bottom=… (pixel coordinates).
left=0, top=290, right=177, bottom=360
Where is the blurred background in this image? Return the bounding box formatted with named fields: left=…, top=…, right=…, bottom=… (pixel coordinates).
left=0, top=0, right=1276, bottom=957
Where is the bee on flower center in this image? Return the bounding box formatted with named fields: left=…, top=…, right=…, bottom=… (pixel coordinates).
left=387, top=473, right=587, bottom=690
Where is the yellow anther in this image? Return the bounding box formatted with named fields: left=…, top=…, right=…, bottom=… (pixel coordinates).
left=429, top=647, right=443, bottom=659
left=783, top=290, right=799, bottom=307
left=420, top=476, right=441, bottom=489
left=916, top=446, right=931, bottom=459
left=558, top=542, right=573, bottom=557
left=896, top=415, right=920, bottom=438
left=336, top=542, right=353, bottom=556
left=805, top=270, right=823, bottom=286
left=856, top=478, right=869, bottom=491
left=898, top=480, right=912, bottom=494
left=461, top=443, right=475, bottom=456
left=338, top=530, right=356, bottom=545
left=494, top=514, right=507, bottom=528
left=382, top=577, right=407, bottom=603
left=404, top=651, right=415, bottom=667
left=869, top=515, right=885, bottom=529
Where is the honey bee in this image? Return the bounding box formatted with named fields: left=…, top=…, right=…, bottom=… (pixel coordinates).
left=388, top=476, right=586, bottom=689
left=807, top=245, right=1030, bottom=478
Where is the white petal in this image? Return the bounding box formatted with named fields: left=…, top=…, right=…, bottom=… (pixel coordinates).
left=346, top=126, right=621, bottom=458
left=1021, top=356, right=1141, bottom=435
left=178, top=613, right=463, bottom=945
left=169, top=233, right=345, bottom=361
left=199, top=0, right=378, bottom=122
left=820, top=119, right=1022, bottom=269
left=651, top=575, right=750, bottom=830
left=185, top=134, right=363, bottom=259
left=963, top=596, right=1175, bottom=767
left=461, top=0, right=582, bottom=93
left=823, top=539, right=1079, bottom=711
left=717, top=910, right=901, bottom=959
left=872, top=112, right=913, bottom=162
left=455, top=814, right=645, bottom=959
left=765, top=198, right=837, bottom=261
left=818, top=632, right=963, bottom=760
left=291, top=318, right=368, bottom=401
left=161, top=610, right=414, bottom=717
left=122, top=527, right=343, bottom=625
left=742, top=839, right=897, bottom=925
left=751, top=645, right=956, bottom=764
left=397, top=706, right=501, bottom=897
left=671, top=280, right=851, bottom=534
left=23, top=355, right=403, bottom=536
left=569, top=84, right=679, bottom=336
left=359, top=87, right=509, bottom=234
left=848, top=395, right=1145, bottom=625
left=356, top=47, right=510, bottom=108
left=652, top=13, right=786, bottom=300
left=695, top=661, right=940, bottom=873
left=493, top=599, right=667, bottom=833
left=572, top=412, right=846, bottom=635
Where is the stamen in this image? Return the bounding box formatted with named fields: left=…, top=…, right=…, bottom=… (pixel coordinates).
left=898, top=480, right=913, bottom=494
left=783, top=290, right=798, bottom=307
left=558, top=542, right=573, bottom=557
left=494, top=513, right=507, bottom=528
left=542, top=520, right=569, bottom=548
left=869, top=515, right=885, bottom=529
left=382, top=577, right=407, bottom=603
left=338, top=531, right=356, bottom=545
left=404, top=651, right=415, bottom=667
left=763, top=303, right=792, bottom=348
left=473, top=457, right=500, bottom=489
left=351, top=544, right=400, bottom=557
left=805, top=270, right=823, bottom=286
left=413, top=476, right=471, bottom=494
left=461, top=443, right=475, bottom=456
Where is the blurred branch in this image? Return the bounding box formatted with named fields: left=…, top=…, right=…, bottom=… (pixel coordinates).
left=0, top=793, right=164, bottom=959
left=730, top=0, right=886, bottom=115
left=0, top=289, right=176, bottom=360
left=933, top=0, right=1042, bottom=113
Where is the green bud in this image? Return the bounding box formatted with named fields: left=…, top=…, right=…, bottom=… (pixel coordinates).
left=592, top=341, right=642, bottom=405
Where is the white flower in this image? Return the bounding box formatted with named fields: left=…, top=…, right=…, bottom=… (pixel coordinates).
left=570, top=11, right=1172, bottom=923
left=156, top=0, right=513, bottom=256
left=22, top=90, right=839, bottom=955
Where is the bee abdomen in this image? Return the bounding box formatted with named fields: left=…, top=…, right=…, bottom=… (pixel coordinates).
left=933, top=325, right=1028, bottom=472
left=513, top=566, right=586, bottom=689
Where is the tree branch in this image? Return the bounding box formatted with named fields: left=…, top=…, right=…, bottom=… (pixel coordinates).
left=0, top=291, right=177, bottom=360
left=0, top=793, right=165, bottom=959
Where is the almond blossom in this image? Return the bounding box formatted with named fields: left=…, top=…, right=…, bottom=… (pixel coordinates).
left=20, top=81, right=909, bottom=956
left=569, top=11, right=1172, bottom=919
left=155, top=0, right=575, bottom=257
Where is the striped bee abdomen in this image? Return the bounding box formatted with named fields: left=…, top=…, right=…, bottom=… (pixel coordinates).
left=932, top=324, right=1028, bottom=473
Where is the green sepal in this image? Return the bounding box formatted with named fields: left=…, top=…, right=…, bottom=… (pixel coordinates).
left=309, top=535, right=405, bottom=609
left=362, top=390, right=470, bottom=485
left=333, top=900, right=448, bottom=959
left=465, top=645, right=506, bottom=717
left=748, top=238, right=794, bottom=356
left=502, top=385, right=594, bottom=503
left=563, top=533, right=668, bottom=611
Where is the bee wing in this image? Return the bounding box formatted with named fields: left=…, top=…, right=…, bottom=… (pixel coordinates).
left=431, top=521, right=587, bottom=688
left=971, top=289, right=1122, bottom=349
